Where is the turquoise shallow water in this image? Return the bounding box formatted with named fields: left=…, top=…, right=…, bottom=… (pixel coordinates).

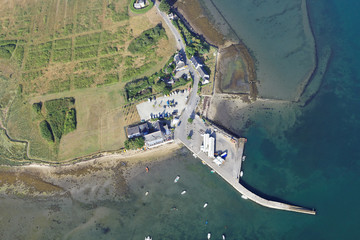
left=1, top=0, right=360, bottom=239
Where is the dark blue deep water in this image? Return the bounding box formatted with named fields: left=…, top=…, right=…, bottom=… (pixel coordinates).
left=242, top=0, right=360, bottom=238
left=0, top=0, right=359, bottom=239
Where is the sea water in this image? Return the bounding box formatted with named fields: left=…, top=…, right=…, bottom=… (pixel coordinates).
left=1, top=0, right=360, bottom=239
left=203, top=0, right=316, bottom=100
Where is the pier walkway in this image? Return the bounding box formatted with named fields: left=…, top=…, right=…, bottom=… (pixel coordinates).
left=157, top=4, right=315, bottom=215
left=176, top=118, right=315, bottom=215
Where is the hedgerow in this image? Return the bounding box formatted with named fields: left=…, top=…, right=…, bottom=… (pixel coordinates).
left=39, top=120, right=54, bottom=142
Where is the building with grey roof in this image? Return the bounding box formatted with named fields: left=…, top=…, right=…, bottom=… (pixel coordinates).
left=145, top=131, right=164, bottom=148
left=190, top=56, right=210, bottom=84
left=127, top=122, right=149, bottom=139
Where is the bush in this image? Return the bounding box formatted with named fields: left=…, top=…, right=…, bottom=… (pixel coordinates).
left=39, top=120, right=54, bottom=142
left=172, top=19, right=210, bottom=58
left=64, top=108, right=77, bottom=134
left=32, top=102, right=42, bottom=114
left=159, top=0, right=170, bottom=13
left=188, top=118, right=193, bottom=124
left=128, top=25, right=166, bottom=54
left=44, top=97, right=76, bottom=141
left=124, top=137, right=145, bottom=150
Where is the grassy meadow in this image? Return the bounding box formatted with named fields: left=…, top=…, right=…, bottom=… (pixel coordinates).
left=0, top=0, right=177, bottom=161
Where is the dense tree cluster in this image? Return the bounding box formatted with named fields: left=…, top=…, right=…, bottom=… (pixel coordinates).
left=159, top=0, right=171, bottom=13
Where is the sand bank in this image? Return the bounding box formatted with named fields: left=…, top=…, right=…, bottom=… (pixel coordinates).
left=0, top=142, right=182, bottom=200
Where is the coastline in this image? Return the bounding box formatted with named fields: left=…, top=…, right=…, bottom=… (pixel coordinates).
left=0, top=142, right=182, bottom=198
left=1, top=0, right=320, bottom=186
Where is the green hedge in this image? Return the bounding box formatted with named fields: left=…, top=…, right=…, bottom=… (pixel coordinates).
left=64, top=108, right=77, bottom=134
left=129, top=0, right=154, bottom=14
left=44, top=97, right=76, bottom=141
left=39, top=120, right=54, bottom=142
left=124, top=137, right=145, bottom=150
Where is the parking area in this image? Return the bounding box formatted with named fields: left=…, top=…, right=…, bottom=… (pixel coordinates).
left=136, top=90, right=189, bottom=121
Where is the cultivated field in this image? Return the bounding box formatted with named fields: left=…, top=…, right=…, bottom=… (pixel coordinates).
left=0, top=0, right=177, bottom=161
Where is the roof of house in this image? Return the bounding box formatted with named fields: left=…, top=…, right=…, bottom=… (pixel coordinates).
left=190, top=56, right=202, bottom=69
left=197, top=67, right=209, bottom=79
left=127, top=122, right=149, bottom=137
left=127, top=126, right=140, bottom=136
left=138, top=122, right=149, bottom=133
left=174, top=53, right=185, bottom=66
left=145, top=131, right=164, bottom=144
left=153, top=121, right=161, bottom=131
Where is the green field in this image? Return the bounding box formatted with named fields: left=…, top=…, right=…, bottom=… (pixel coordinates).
left=0, top=0, right=177, bottom=162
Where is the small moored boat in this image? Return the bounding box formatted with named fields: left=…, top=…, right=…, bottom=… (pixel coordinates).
left=174, top=175, right=180, bottom=183
left=203, top=202, right=208, bottom=208
left=240, top=171, right=244, bottom=177
left=145, top=236, right=152, bottom=240
left=145, top=191, right=149, bottom=196
left=207, top=232, right=211, bottom=239
left=222, top=234, right=226, bottom=240
left=181, top=190, right=186, bottom=195
left=241, top=195, right=248, bottom=200
left=242, top=156, right=246, bottom=161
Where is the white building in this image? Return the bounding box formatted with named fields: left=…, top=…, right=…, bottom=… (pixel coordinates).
left=134, top=0, right=146, bottom=9
left=201, top=133, right=214, bottom=158
left=208, top=136, right=215, bottom=158
left=190, top=56, right=210, bottom=84
left=202, top=133, right=210, bottom=153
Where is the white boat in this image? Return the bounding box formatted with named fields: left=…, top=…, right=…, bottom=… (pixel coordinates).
left=145, top=191, right=149, bottom=196
left=181, top=190, right=186, bottom=195
left=145, top=236, right=152, bottom=240
left=207, top=232, right=211, bottom=239
left=203, top=202, right=208, bottom=208
left=222, top=234, right=226, bottom=240
left=174, top=175, right=180, bottom=183
left=241, top=195, right=248, bottom=200
left=240, top=171, right=244, bottom=177
left=242, top=155, right=246, bottom=161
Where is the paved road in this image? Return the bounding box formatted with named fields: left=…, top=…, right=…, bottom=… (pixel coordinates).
left=155, top=2, right=185, bottom=50
left=155, top=2, right=201, bottom=142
